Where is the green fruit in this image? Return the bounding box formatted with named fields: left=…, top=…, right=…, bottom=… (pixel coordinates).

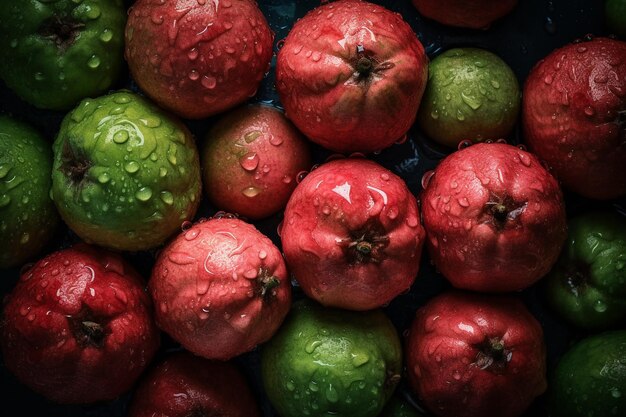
left=544, top=211, right=626, bottom=330
left=379, top=395, right=425, bottom=417
left=606, top=0, right=626, bottom=37
left=51, top=91, right=202, bottom=251
left=550, top=331, right=626, bottom=417
left=0, top=116, right=58, bottom=268
left=0, top=0, right=126, bottom=110
left=417, top=48, right=521, bottom=148
left=261, top=300, right=402, bottom=417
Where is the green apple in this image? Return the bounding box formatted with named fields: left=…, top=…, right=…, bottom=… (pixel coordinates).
left=417, top=48, right=521, bottom=148
left=51, top=90, right=202, bottom=251
left=544, top=211, right=626, bottom=330
left=0, top=115, right=59, bottom=269
left=0, top=0, right=126, bottom=110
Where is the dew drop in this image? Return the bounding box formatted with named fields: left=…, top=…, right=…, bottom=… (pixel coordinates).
left=113, top=130, right=129, bottom=144
left=160, top=191, right=174, bottom=205
left=135, top=187, right=153, bottom=202
left=201, top=75, right=217, bottom=89
left=87, top=55, right=101, bottom=69
left=421, top=170, right=435, bottom=189
left=240, top=152, right=259, bottom=171
left=242, top=186, right=261, bottom=198
left=100, top=29, right=113, bottom=43
left=124, top=161, right=140, bottom=173
left=269, top=135, right=283, bottom=146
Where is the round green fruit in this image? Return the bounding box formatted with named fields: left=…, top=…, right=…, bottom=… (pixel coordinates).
left=606, top=0, right=626, bottom=37
left=261, top=300, right=402, bottom=417
left=0, top=116, right=58, bottom=268
left=51, top=91, right=202, bottom=251
left=417, top=48, right=521, bottom=148
left=544, top=211, right=626, bottom=330
left=0, top=0, right=126, bottom=110
left=550, top=331, right=626, bottom=417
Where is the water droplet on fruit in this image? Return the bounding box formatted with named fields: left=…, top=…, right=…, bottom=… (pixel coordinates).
left=86, top=5, right=101, bottom=19
left=325, top=385, right=339, bottom=403
left=124, top=161, right=140, bottom=173
left=87, top=55, right=101, bottom=69
left=135, top=187, right=153, bottom=202
left=421, top=170, right=435, bottom=189
left=100, top=29, right=113, bottom=43
left=584, top=106, right=595, bottom=117
left=305, top=340, right=322, bottom=354
left=113, top=130, right=129, bottom=144
left=184, top=229, right=200, bottom=241
left=181, top=221, right=193, bottom=232
left=244, top=130, right=261, bottom=143
left=544, top=75, right=553, bottom=85
left=159, top=167, right=168, bottom=177
left=286, top=381, right=295, bottom=391
left=461, top=92, right=481, bottom=110
left=34, top=72, right=44, bottom=81
left=160, top=191, right=174, bottom=205
left=453, top=371, right=461, bottom=380
left=0, top=194, right=10, bottom=208
left=296, top=171, right=308, bottom=183
left=611, top=388, right=622, bottom=398
left=282, top=175, right=292, bottom=184
left=240, top=152, right=259, bottom=171
left=201, top=75, right=217, bottom=89
left=188, top=70, right=199, bottom=80
left=351, top=352, right=370, bottom=367
left=269, top=135, right=283, bottom=146
left=430, top=110, right=439, bottom=120
left=241, top=186, right=261, bottom=198
left=456, top=110, right=465, bottom=121
left=594, top=300, right=607, bottom=312
left=457, top=197, right=470, bottom=207
left=20, top=233, right=30, bottom=244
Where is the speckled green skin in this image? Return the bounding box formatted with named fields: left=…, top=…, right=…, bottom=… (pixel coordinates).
left=550, top=331, right=626, bottom=417
left=51, top=91, right=202, bottom=251
left=0, top=0, right=126, bottom=110
left=417, top=48, right=520, bottom=148
left=0, top=116, right=58, bottom=269
left=544, top=211, right=626, bottom=330
left=606, top=0, right=626, bottom=37
left=261, top=300, right=402, bottom=417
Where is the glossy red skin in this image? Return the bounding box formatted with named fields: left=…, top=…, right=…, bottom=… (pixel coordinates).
left=125, top=0, right=273, bottom=119
left=281, top=158, right=426, bottom=310
left=412, top=0, right=518, bottom=29
left=202, top=104, right=312, bottom=219
left=150, top=217, right=291, bottom=360
left=0, top=244, right=160, bottom=404
left=421, top=143, right=567, bottom=292
left=128, top=352, right=260, bottom=417
left=276, top=0, right=429, bottom=154
left=406, top=291, right=547, bottom=417
left=523, top=37, right=626, bottom=200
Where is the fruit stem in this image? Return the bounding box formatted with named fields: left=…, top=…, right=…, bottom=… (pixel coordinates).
left=356, top=57, right=374, bottom=76
left=258, top=271, right=281, bottom=300
left=355, top=241, right=372, bottom=255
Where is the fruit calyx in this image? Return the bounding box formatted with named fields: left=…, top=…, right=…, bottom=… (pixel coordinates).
left=483, top=193, right=527, bottom=230
left=38, top=15, right=85, bottom=51
left=562, top=262, right=590, bottom=297
left=68, top=310, right=107, bottom=348
left=338, top=223, right=390, bottom=264
left=255, top=268, right=281, bottom=301
left=61, top=141, right=91, bottom=186
left=473, top=336, right=512, bottom=374
left=352, top=44, right=394, bottom=83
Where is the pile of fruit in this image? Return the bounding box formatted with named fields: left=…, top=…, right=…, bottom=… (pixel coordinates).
left=0, top=1, right=625, bottom=416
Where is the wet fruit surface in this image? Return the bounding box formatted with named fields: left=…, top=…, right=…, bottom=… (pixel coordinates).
left=276, top=0, right=429, bottom=154
left=261, top=300, right=402, bottom=417
left=0, top=244, right=160, bottom=403
left=549, top=331, right=626, bottom=417
left=51, top=90, right=202, bottom=251
left=417, top=48, right=521, bottom=148
left=420, top=142, right=567, bottom=292
left=0, top=0, right=126, bottom=110
left=281, top=158, right=426, bottom=310
left=128, top=351, right=261, bottom=417
left=522, top=37, right=626, bottom=200
left=411, top=0, right=519, bottom=29
left=125, top=0, right=274, bottom=119
left=150, top=216, right=291, bottom=360
left=406, top=291, right=547, bottom=417
left=0, top=116, right=59, bottom=268
left=202, top=104, right=312, bottom=219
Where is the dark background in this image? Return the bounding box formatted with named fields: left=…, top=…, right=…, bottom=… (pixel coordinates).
left=0, top=0, right=624, bottom=416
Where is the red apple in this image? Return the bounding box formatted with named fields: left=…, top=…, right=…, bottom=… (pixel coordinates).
left=420, top=142, right=567, bottom=292
left=281, top=158, right=426, bottom=310
left=523, top=37, right=626, bottom=200
left=0, top=244, right=160, bottom=403
left=276, top=0, right=429, bottom=154
left=149, top=216, right=291, bottom=360
left=201, top=104, right=312, bottom=219
left=412, top=0, right=519, bottom=29
left=128, top=351, right=261, bottom=417
left=125, top=0, right=274, bottom=119
left=406, top=291, right=547, bottom=417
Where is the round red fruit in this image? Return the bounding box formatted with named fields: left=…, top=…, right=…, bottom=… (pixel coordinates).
left=420, top=142, right=567, bottom=292
left=276, top=0, right=429, bottom=154
left=281, top=158, right=426, bottom=311
left=406, top=291, right=547, bottom=417
left=149, top=217, right=291, bottom=360
left=125, top=0, right=274, bottom=119
left=412, top=0, right=518, bottom=29
left=523, top=37, right=626, bottom=200
left=128, top=352, right=260, bottom=417
left=202, top=104, right=312, bottom=219
left=0, top=244, right=160, bottom=403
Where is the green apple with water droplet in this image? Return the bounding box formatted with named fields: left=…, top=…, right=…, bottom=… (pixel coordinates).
left=544, top=211, right=626, bottom=330
left=0, top=0, right=126, bottom=110
left=261, top=299, right=402, bottom=417
left=417, top=48, right=520, bottom=148
left=51, top=90, right=202, bottom=251
left=0, top=116, right=59, bottom=269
